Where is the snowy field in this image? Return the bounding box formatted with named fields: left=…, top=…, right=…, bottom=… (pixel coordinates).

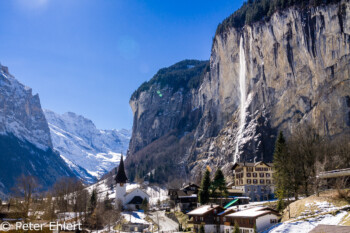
left=263, top=200, right=350, bottom=232
left=264, top=211, right=347, bottom=233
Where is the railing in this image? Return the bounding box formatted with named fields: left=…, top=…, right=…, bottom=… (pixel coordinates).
left=317, top=168, right=350, bottom=179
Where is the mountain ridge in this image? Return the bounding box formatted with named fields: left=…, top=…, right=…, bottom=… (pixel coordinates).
left=44, top=109, right=131, bottom=183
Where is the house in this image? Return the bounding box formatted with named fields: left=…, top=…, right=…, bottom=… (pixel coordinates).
left=114, top=157, right=150, bottom=210
left=168, top=183, right=199, bottom=212
left=187, top=205, right=224, bottom=233
left=231, top=162, right=274, bottom=201
left=222, top=206, right=280, bottom=233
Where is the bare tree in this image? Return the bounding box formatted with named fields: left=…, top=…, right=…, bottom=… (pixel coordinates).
left=11, top=175, right=40, bottom=218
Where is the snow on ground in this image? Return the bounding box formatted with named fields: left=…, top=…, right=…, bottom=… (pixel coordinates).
left=264, top=211, right=347, bottom=233
left=122, top=211, right=148, bottom=224
left=85, top=178, right=169, bottom=206
left=146, top=186, right=168, bottom=205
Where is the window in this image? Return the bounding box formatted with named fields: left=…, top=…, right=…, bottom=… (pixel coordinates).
left=214, top=210, right=217, bottom=214
left=247, top=179, right=251, bottom=184
left=247, top=167, right=253, bottom=172
left=266, top=173, right=270, bottom=177
left=260, top=179, right=265, bottom=184
left=253, top=179, right=258, bottom=184
left=200, top=217, right=203, bottom=221
left=270, top=219, right=277, bottom=223
left=223, top=217, right=226, bottom=222
left=253, top=173, right=257, bottom=177
left=266, top=180, right=271, bottom=184
left=247, top=173, right=251, bottom=177
left=259, top=173, right=264, bottom=177
left=247, top=188, right=250, bottom=192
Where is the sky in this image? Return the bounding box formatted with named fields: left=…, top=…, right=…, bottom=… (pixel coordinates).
left=0, top=0, right=244, bottom=130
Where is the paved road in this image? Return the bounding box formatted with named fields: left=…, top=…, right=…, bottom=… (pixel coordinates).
left=149, top=211, right=179, bottom=232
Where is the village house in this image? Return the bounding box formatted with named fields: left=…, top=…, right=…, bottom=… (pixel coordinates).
left=168, top=183, right=199, bottom=212
left=187, top=204, right=224, bottom=233
left=231, top=162, right=274, bottom=201
left=114, top=157, right=149, bottom=211
left=187, top=204, right=280, bottom=233
left=222, top=206, right=280, bottom=233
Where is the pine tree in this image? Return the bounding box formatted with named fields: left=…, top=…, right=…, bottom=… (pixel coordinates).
left=141, top=198, right=149, bottom=213
left=199, top=169, right=211, bottom=204
left=273, top=131, right=289, bottom=211
left=89, top=189, right=97, bottom=214
left=199, top=225, right=205, bottom=233
left=211, top=169, right=228, bottom=198
left=234, top=221, right=240, bottom=233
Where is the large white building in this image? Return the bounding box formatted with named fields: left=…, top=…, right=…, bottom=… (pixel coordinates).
left=115, top=157, right=149, bottom=211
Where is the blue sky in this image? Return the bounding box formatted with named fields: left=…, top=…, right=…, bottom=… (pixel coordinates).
left=0, top=0, right=244, bottom=130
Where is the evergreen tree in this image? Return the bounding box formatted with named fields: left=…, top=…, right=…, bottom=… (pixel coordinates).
left=253, top=224, right=257, bottom=233
left=89, top=189, right=97, bottom=214
left=141, top=198, right=149, bottom=213
left=273, top=131, right=290, bottom=210
left=199, top=225, right=205, bottom=233
left=210, top=169, right=228, bottom=198
left=104, top=193, right=112, bottom=211
left=234, top=221, right=240, bottom=233
left=199, top=169, right=211, bottom=204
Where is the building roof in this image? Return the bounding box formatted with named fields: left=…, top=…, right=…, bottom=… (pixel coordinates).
left=187, top=205, right=219, bottom=215
left=232, top=161, right=273, bottom=170
left=226, top=206, right=279, bottom=218
left=127, top=196, right=144, bottom=205
left=115, top=156, right=128, bottom=184
left=309, top=224, right=350, bottom=233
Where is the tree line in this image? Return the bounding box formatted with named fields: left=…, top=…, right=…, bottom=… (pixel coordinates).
left=2, top=176, right=121, bottom=231
left=273, top=124, right=350, bottom=211
left=198, top=168, right=228, bottom=204
left=216, top=0, right=342, bottom=35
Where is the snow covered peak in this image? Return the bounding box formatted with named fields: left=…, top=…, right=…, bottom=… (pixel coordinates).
left=44, top=109, right=131, bottom=183
left=0, top=64, right=52, bottom=150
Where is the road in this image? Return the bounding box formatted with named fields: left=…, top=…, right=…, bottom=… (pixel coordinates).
left=149, top=211, right=179, bottom=232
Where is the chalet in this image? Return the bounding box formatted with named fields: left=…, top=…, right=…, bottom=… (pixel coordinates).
left=187, top=205, right=224, bottom=233
left=114, top=157, right=149, bottom=210
left=223, top=206, right=280, bottom=233
left=231, top=162, right=274, bottom=201
left=168, top=183, right=199, bottom=212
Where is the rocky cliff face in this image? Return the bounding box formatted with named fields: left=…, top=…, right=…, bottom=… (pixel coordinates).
left=126, top=1, right=350, bottom=182
left=0, top=64, right=52, bottom=150
left=0, top=65, right=75, bottom=198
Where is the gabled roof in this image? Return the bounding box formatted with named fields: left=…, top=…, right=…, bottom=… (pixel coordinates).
left=231, top=161, right=273, bottom=170
left=115, top=156, right=128, bottom=184
left=226, top=206, right=280, bottom=218
left=187, top=205, right=220, bottom=216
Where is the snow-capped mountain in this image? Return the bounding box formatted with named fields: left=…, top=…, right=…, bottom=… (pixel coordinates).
left=0, top=64, right=75, bottom=198
left=0, top=64, right=52, bottom=150
left=44, top=109, right=131, bottom=183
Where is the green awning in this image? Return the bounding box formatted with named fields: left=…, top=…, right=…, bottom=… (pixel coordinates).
left=224, top=198, right=238, bottom=209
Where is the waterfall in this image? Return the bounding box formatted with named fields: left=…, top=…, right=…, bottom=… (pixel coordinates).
left=234, top=36, right=247, bottom=163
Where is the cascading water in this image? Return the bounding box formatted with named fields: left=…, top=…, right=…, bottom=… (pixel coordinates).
left=234, top=36, right=247, bottom=163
